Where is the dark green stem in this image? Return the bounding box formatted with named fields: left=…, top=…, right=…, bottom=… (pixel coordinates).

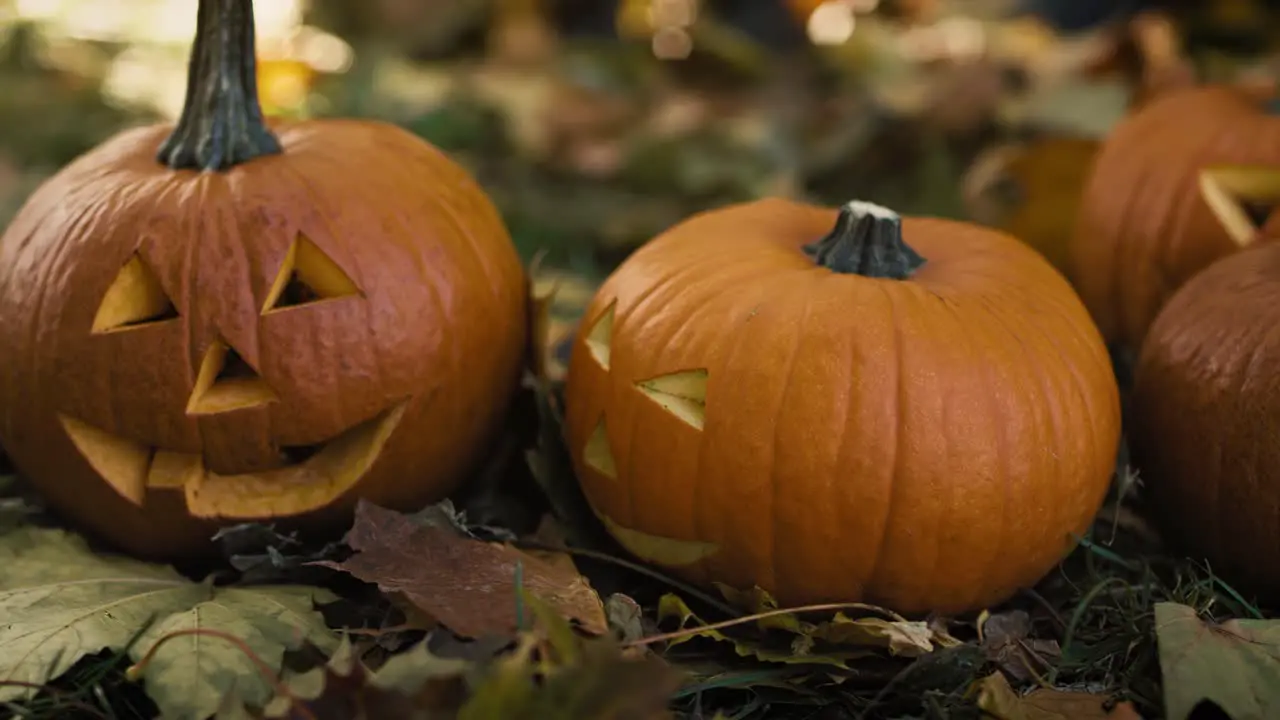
left=803, top=200, right=925, bottom=279
left=157, top=0, right=281, bottom=171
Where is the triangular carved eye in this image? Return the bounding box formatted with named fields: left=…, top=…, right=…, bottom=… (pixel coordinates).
left=1199, top=166, right=1280, bottom=247
left=635, top=369, right=708, bottom=430
left=261, top=233, right=360, bottom=314
left=92, top=253, right=179, bottom=333
left=584, top=301, right=616, bottom=370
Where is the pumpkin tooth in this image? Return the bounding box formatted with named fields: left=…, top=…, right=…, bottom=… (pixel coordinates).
left=147, top=450, right=204, bottom=490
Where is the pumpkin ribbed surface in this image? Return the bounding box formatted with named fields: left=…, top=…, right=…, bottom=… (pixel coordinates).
left=1130, top=241, right=1280, bottom=600
left=0, top=119, right=528, bottom=558
left=564, top=197, right=1120, bottom=616
left=1068, top=84, right=1280, bottom=350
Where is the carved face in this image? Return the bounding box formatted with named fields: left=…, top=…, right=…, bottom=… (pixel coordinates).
left=563, top=198, right=1121, bottom=616
left=0, top=121, right=528, bottom=558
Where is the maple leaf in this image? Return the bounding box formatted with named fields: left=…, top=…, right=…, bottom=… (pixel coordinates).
left=315, top=500, right=607, bottom=639
left=1155, top=601, right=1280, bottom=720
left=0, top=527, right=338, bottom=720
left=974, top=672, right=1143, bottom=720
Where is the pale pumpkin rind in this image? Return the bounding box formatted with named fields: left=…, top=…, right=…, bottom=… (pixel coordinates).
left=0, top=0, right=528, bottom=559
left=564, top=197, right=1121, bottom=616
left=1068, top=84, right=1280, bottom=351
left=1130, top=241, right=1280, bottom=600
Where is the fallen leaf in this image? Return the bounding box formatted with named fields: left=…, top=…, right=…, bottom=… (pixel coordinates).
left=605, top=593, right=646, bottom=644
left=980, top=610, right=1061, bottom=682
left=810, top=613, right=936, bottom=658
left=253, top=637, right=472, bottom=719
left=316, top=500, right=607, bottom=639
left=974, top=672, right=1142, bottom=720
left=253, top=594, right=681, bottom=720
left=655, top=594, right=871, bottom=668
left=461, top=593, right=682, bottom=720
left=1155, top=601, right=1280, bottom=720
left=212, top=521, right=348, bottom=585
left=715, top=583, right=940, bottom=657
left=0, top=527, right=338, bottom=720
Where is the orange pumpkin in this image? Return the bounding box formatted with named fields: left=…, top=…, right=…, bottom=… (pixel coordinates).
left=1129, top=241, right=1280, bottom=599
left=0, top=0, right=528, bottom=559
left=562, top=198, right=1120, bottom=615
left=1068, top=83, right=1280, bottom=351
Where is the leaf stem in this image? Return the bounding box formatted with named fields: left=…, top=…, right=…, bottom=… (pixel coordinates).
left=125, top=627, right=315, bottom=720
left=625, top=601, right=909, bottom=648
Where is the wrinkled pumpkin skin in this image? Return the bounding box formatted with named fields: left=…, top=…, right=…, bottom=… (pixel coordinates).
left=1130, top=242, right=1280, bottom=599
left=1068, top=84, right=1280, bottom=351
left=0, top=0, right=528, bottom=563
left=563, top=197, right=1121, bottom=616
left=0, top=119, right=528, bottom=560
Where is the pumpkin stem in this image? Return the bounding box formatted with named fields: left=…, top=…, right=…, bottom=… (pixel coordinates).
left=157, top=0, right=281, bottom=171
left=803, top=200, right=925, bottom=279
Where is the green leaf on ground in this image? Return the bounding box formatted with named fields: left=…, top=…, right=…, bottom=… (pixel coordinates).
left=0, top=526, right=338, bottom=720
left=1155, top=601, right=1280, bottom=720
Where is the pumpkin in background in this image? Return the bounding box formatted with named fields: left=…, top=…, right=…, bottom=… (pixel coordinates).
left=1067, top=83, right=1280, bottom=351
left=964, top=135, right=1101, bottom=273
left=562, top=197, right=1120, bottom=615
left=0, top=0, right=528, bottom=559
left=1129, top=241, right=1280, bottom=599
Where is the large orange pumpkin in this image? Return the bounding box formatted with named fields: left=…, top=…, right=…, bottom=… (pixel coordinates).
left=1068, top=83, right=1280, bottom=351
left=1129, top=241, right=1280, bottom=599
left=0, top=0, right=528, bottom=559
left=562, top=198, right=1120, bottom=615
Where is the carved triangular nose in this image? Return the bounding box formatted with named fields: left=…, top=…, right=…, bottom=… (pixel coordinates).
left=186, top=338, right=278, bottom=416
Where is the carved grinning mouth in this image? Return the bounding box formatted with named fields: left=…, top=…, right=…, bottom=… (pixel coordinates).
left=58, top=400, right=408, bottom=519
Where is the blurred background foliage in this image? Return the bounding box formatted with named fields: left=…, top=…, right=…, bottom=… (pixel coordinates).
left=1, top=0, right=1279, bottom=284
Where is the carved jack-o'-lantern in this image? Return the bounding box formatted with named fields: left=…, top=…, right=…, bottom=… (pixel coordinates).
left=1068, top=83, right=1280, bottom=350
left=563, top=198, right=1120, bottom=616
left=0, top=0, right=528, bottom=559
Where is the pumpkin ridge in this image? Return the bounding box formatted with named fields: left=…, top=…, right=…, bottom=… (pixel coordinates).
left=974, top=293, right=1071, bottom=596
left=859, top=282, right=905, bottom=602
left=765, top=282, right=811, bottom=595
left=803, top=200, right=925, bottom=279
left=157, top=0, right=282, bottom=171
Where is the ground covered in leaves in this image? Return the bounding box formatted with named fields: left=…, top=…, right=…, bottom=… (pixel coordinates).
left=5, top=2, right=1280, bottom=718
left=1, top=359, right=1277, bottom=720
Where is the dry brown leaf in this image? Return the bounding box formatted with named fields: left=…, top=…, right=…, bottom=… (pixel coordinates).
left=975, top=672, right=1143, bottom=720
left=316, top=501, right=607, bottom=639
left=980, top=610, right=1061, bottom=682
